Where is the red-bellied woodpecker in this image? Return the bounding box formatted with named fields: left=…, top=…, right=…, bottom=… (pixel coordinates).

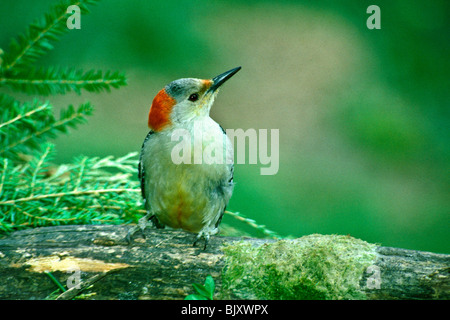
left=126, top=67, right=241, bottom=249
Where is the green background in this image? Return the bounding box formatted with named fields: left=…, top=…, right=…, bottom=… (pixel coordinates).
left=1, top=0, right=448, bottom=253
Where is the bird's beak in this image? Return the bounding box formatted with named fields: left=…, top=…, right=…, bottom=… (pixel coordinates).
left=207, top=66, right=241, bottom=93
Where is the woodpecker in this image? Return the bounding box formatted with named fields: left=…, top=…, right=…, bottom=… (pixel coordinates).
left=126, top=67, right=241, bottom=249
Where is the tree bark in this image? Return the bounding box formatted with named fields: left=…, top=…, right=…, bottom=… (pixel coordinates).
left=0, top=224, right=448, bottom=300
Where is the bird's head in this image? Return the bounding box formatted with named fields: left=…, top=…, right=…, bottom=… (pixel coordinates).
left=148, top=66, right=241, bottom=131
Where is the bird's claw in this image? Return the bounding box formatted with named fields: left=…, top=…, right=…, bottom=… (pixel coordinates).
left=125, top=224, right=146, bottom=244
left=193, top=233, right=210, bottom=250
left=125, top=214, right=152, bottom=244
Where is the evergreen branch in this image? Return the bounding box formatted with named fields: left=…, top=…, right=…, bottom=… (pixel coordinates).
left=0, top=98, right=53, bottom=159
left=0, top=102, right=47, bottom=130
left=0, top=102, right=93, bottom=158
left=30, top=144, right=53, bottom=197
left=74, top=156, right=87, bottom=191
left=0, top=68, right=127, bottom=95
left=0, top=188, right=139, bottom=206
left=62, top=205, right=146, bottom=214
left=2, top=0, right=100, bottom=72
left=0, top=1, right=141, bottom=235
left=91, top=152, right=139, bottom=173
left=0, top=158, right=7, bottom=198
left=15, top=206, right=78, bottom=222
left=225, top=210, right=282, bottom=239
left=0, top=148, right=142, bottom=232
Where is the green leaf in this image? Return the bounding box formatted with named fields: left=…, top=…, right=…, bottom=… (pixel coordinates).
left=45, top=271, right=66, bottom=293
left=192, top=283, right=210, bottom=298
left=204, top=275, right=215, bottom=300
left=189, top=275, right=215, bottom=300
left=184, top=294, right=208, bottom=300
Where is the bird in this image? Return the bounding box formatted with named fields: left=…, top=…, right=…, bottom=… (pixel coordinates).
left=126, top=66, right=241, bottom=249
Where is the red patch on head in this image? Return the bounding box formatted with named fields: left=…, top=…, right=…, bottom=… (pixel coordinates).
left=202, top=79, right=213, bottom=89
left=148, top=89, right=176, bottom=131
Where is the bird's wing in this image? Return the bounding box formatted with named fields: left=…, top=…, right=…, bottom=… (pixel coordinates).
left=138, top=130, right=154, bottom=204
left=214, top=124, right=234, bottom=228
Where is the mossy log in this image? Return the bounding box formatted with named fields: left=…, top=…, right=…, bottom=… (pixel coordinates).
left=0, top=224, right=448, bottom=300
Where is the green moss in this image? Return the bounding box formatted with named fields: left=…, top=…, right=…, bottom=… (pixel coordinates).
left=221, top=234, right=377, bottom=300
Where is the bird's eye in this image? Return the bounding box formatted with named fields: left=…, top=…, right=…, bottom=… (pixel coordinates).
left=188, top=93, right=199, bottom=102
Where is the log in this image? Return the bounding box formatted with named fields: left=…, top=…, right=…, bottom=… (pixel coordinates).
left=0, top=224, right=448, bottom=300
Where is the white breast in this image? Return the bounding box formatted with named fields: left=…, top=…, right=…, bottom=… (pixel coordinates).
left=141, top=117, right=234, bottom=233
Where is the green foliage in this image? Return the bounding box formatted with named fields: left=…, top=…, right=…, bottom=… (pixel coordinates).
left=1, top=67, right=126, bottom=96
left=0, top=149, right=143, bottom=231
left=44, top=271, right=96, bottom=299
left=2, top=0, right=100, bottom=73
left=0, top=0, right=131, bottom=232
left=224, top=210, right=282, bottom=239
left=45, top=271, right=67, bottom=294
left=0, top=97, right=93, bottom=161
left=0, top=0, right=126, bottom=98
left=0, top=0, right=126, bottom=162
left=185, top=275, right=215, bottom=300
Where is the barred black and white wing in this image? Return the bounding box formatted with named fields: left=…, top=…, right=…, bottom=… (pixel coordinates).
left=138, top=130, right=154, bottom=209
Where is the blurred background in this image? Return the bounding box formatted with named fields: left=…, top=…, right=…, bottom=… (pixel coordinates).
left=1, top=0, right=448, bottom=253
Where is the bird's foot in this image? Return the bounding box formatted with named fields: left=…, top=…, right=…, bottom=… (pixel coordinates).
left=193, top=233, right=210, bottom=250
left=193, top=227, right=219, bottom=250
left=125, top=213, right=161, bottom=244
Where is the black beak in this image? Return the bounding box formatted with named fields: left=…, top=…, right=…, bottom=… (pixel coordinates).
left=208, top=66, right=241, bottom=93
